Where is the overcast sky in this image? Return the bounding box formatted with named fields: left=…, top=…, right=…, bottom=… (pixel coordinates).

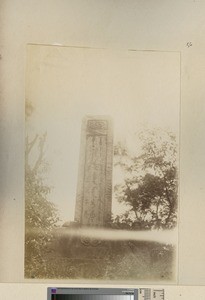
left=26, top=45, right=180, bottom=222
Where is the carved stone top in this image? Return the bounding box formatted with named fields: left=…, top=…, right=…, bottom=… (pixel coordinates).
left=87, top=119, right=108, bottom=135
left=87, top=120, right=108, bottom=130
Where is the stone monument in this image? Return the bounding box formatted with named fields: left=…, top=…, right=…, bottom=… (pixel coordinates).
left=74, top=116, right=113, bottom=227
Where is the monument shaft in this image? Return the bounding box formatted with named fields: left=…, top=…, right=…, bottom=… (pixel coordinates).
left=75, top=116, right=113, bottom=227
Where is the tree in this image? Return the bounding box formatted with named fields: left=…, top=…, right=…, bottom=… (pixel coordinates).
left=25, top=132, right=60, bottom=277
left=25, top=133, right=59, bottom=230
left=113, top=128, right=178, bottom=230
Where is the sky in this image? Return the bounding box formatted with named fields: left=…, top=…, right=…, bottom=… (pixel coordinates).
left=26, top=45, right=180, bottom=222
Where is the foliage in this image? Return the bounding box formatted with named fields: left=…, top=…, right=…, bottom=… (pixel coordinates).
left=113, top=128, right=178, bottom=230
left=25, top=133, right=60, bottom=278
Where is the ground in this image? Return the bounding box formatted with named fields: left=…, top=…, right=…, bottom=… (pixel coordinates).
left=25, top=227, right=176, bottom=281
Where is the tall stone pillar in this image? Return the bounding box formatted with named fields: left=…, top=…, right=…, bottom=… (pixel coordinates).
left=75, top=116, right=113, bottom=227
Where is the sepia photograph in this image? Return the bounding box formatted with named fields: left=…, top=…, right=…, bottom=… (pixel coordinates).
left=25, top=45, right=180, bottom=282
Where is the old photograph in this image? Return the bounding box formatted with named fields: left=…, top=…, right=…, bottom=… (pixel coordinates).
left=25, top=45, right=180, bottom=282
